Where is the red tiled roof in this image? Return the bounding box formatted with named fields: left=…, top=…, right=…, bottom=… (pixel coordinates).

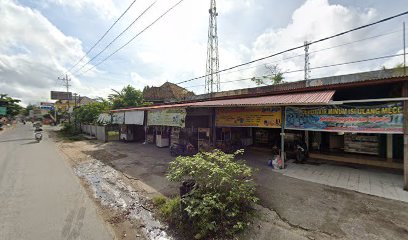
left=112, top=90, right=335, bottom=112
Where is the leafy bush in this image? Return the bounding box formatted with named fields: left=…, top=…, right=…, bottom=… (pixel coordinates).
left=58, top=123, right=83, bottom=140
left=152, top=195, right=167, bottom=206
left=153, top=196, right=182, bottom=230
left=167, top=150, right=258, bottom=239
left=73, top=101, right=110, bottom=125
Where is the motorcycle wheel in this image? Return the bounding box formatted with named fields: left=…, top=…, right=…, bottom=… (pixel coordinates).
left=296, top=151, right=305, bottom=163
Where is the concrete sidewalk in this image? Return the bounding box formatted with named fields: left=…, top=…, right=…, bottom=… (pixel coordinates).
left=279, top=160, right=408, bottom=203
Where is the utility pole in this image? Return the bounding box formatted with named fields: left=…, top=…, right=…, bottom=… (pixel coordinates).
left=58, top=74, right=71, bottom=123
left=402, top=22, right=407, bottom=75
left=205, top=0, right=220, bottom=94
left=304, top=41, right=311, bottom=80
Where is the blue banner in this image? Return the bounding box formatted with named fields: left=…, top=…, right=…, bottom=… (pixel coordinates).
left=285, top=102, right=403, bottom=134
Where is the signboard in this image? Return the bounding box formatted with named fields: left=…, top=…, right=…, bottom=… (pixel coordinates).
left=0, top=107, right=6, bottom=115
left=51, top=91, right=72, bottom=100
left=285, top=102, right=403, bottom=134
left=147, top=108, right=186, bottom=127
left=125, top=111, right=144, bottom=125
left=216, top=107, right=282, bottom=128
left=40, top=102, right=54, bottom=106
left=112, top=112, right=125, bottom=124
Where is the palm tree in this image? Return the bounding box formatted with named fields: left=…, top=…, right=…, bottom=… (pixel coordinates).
left=108, top=85, right=145, bottom=109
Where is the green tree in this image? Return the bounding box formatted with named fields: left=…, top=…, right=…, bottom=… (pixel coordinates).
left=166, top=150, right=258, bottom=239
left=21, top=104, right=34, bottom=116
left=251, top=64, right=284, bottom=85
left=73, top=101, right=111, bottom=124
left=108, top=85, right=148, bottom=109
left=0, top=94, right=23, bottom=117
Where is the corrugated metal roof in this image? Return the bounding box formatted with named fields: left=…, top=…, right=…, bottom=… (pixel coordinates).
left=112, top=90, right=335, bottom=112
left=189, top=90, right=335, bottom=107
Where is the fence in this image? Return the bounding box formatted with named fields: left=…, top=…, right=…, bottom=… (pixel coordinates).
left=81, top=124, right=108, bottom=142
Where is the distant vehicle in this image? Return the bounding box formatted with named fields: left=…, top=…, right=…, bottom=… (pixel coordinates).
left=35, top=132, right=42, bottom=142
left=34, top=126, right=43, bottom=142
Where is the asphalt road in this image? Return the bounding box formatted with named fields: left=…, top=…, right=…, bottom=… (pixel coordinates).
left=0, top=124, right=114, bottom=240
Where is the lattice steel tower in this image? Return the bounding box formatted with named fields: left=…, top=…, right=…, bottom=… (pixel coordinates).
left=205, top=0, right=220, bottom=93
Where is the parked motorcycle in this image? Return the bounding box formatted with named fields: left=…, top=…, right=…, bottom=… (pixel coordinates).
left=170, top=143, right=196, bottom=157
left=294, top=140, right=309, bottom=163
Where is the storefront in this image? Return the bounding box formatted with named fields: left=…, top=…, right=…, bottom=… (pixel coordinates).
left=285, top=102, right=404, bottom=168
left=120, top=110, right=145, bottom=142
left=215, top=107, right=282, bottom=151
left=184, top=108, right=212, bottom=151
left=147, top=108, right=186, bottom=147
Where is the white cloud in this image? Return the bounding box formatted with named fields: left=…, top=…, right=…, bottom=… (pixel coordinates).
left=246, top=0, right=384, bottom=83
left=0, top=0, right=92, bottom=104
left=44, top=0, right=120, bottom=19
left=1, top=0, right=406, bottom=105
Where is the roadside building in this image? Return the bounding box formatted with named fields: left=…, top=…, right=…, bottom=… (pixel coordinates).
left=110, top=68, right=408, bottom=190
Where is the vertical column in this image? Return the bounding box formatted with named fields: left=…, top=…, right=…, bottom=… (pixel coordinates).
left=212, top=108, right=217, bottom=145
left=280, top=107, right=286, bottom=167
left=305, top=131, right=309, bottom=150
left=386, top=134, right=393, bottom=161
left=403, top=82, right=408, bottom=190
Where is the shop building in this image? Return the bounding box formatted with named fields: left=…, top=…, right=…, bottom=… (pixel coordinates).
left=110, top=69, right=408, bottom=190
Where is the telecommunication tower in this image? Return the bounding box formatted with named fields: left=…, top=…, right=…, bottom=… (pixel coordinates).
left=304, top=41, right=311, bottom=80
left=205, top=0, right=220, bottom=94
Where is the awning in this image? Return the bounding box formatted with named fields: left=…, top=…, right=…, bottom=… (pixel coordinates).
left=189, top=90, right=336, bottom=107
left=97, top=113, right=111, bottom=124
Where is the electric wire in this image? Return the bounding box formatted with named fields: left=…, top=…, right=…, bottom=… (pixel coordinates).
left=61, top=0, right=138, bottom=77
left=76, top=0, right=185, bottom=77
left=183, top=53, right=406, bottom=89
left=217, top=29, right=401, bottom=77
left=72, top=1, right=158, bottom=75
left=175, top=10, right=408, bottom=85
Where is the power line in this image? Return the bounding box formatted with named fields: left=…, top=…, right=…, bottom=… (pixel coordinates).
left=183, top=53, right=406, bottom=89
left=62, top=0, right=138, bottom=76
left=175, top=10, right=408, bottom=85
left=72, top=0, right=158, bottom=75
left=215, top=29, right=401, bottom=78
left=76, top=0, right=185, bottom=77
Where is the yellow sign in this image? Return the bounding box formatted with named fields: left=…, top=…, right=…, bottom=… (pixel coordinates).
left=216, top=107, right=282, bottom=128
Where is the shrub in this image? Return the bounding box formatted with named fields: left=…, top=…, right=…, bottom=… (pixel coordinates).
left=167, top=150, right=258, bottom=239
left=153, top=196, right=182, bottom=229
left=60, top=123, right=81, bottom=135
left=58, top=123, right=82, bottom=140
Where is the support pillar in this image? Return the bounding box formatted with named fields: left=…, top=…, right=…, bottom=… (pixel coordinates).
left=211, top=108, right=217, bottom=145
left=403, top=82, right=408, bottom=190
left=280, top=107, right=286, bottom=167
left=386, top=134, right=393, bottom=161
left=305, top=131, right=309, bottom=150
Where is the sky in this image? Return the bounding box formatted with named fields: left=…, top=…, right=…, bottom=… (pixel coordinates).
left=0, top=0, right=408, bottom=105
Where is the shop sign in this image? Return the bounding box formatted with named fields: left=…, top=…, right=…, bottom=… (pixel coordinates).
left=285, top=102, right=403, bottom=134
left=0, top=107, right=6, bottom=115
left=215, top=107, right=282, bottom=128
left=125, top=111, right=144, bottom=125
left=147, top=108, right=186, bottom=127
left=112, top=112, right=125, bottom=124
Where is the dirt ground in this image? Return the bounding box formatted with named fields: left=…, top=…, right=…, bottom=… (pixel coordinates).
left=54, top=134, right=408, bottom=240
left=52, top=133, right=157, bottom=240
